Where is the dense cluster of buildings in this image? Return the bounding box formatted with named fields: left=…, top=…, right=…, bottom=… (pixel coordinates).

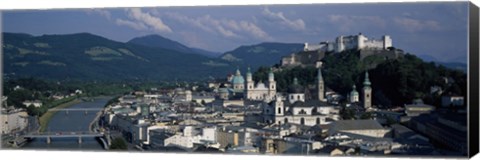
left=99, top=59, right=467, bottom=156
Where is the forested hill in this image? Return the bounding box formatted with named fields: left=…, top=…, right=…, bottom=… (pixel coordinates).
left=2, top=32, right=231, bottom=81
left=252, top=50, right=466, bottom=107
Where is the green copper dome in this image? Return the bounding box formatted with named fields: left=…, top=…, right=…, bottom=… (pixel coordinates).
left=288, top=77, right=304, bottom=93
left=350, top=85, right=359, bottom=96
left=231, top=68, right=245, bottom=84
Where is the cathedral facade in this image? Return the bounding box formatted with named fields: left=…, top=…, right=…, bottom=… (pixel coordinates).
left=244, top=67, right=277, bottom=102
left=263, top=68, right=340, bottom=126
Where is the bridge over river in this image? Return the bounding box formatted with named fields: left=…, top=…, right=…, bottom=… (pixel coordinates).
left=48, top=107, right=104, bottom=115
left=24, top=131, right=104, bottom=144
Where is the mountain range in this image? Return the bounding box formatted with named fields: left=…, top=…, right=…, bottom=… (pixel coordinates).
left=2, top=32, right=467, bottom=81
left=2, top=32, right=303, bottom=81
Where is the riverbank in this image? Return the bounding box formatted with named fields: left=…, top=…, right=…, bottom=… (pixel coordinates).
left=38, top=99, right=82, bottom=132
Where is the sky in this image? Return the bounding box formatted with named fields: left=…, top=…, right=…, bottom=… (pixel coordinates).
left=1, top=2, right=469, bottom=63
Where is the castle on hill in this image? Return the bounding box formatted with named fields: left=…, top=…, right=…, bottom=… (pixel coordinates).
left=281, top=33, right=403, bottom=68
left=303, top=33, right=392, bottom=53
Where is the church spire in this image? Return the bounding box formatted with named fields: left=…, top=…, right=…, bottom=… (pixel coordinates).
left=246, top=66, right=252, bottom=82
left=268, top=67, right=274, bottom=82
left=363, top=71, right=371, bottom=86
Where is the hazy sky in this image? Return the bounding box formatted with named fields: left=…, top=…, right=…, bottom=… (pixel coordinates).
left=2, top=2, right=468, bottom=63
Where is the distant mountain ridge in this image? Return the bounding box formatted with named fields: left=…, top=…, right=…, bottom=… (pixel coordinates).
left=4, top=32, right=465, bottom=82
left=417, top=54, right=466, bottom=72
left=2, top=32, right=231, bottom=81
left=127, top=34, right=221, bottom=58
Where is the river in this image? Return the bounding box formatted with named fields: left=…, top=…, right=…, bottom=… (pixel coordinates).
left=21, top=97, right=110, bottom=151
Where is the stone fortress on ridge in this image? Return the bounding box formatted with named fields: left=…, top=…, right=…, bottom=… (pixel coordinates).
left=281, top=33, right=404, bottom=68
left=218, top=66, right=373, bottom=126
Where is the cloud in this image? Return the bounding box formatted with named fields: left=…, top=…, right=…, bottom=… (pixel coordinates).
left=261, top=7, right=306, bottom=31
left=221, top=19, right=269, bottom=39
left=85, top=9, right=112, bottom=20
left=328, top=15, right=386, bottom=32
left=165, top=12, right=270, bottom=40
left=393, top=17, right=441, bottom=32
left=116, top=8, right=172, bottom=33
left=115, top=19, right=148, bottom=31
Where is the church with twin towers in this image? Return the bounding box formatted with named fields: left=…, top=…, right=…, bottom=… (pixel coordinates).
left=229, top=66, right=373, bottom=125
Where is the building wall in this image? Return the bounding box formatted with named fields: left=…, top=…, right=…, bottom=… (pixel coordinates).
left=217, top=130, right=239, bottom=148
left=288, top=94, right=305, bottom=104
left=1, top=111, right=28, bottom=134
left=275, top=115, right=327, bottom=126
left=164, top=134, right=200, bottom=148
left=340, top=129, right=390, bottom=138
left=441, top=96, right=465, bottom=107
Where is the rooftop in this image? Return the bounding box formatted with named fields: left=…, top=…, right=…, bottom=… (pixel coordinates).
left=330, top=119, right=384, bottom=131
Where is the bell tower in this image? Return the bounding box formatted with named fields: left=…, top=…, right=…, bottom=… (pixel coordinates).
left=317, top=67, right=325, bottom=102
left=363, top=71, right=372, bottom=109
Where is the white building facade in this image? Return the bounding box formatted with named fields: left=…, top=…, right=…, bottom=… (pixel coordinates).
left=245, top=68, right=277, bottom=102
left=304, top=33, right=392, bottom=53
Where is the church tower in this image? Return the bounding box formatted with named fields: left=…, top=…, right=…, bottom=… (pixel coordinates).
left=267, top=68, right=277, bottom=100
left=245, top=67, right=254, bottom=99
left=317, top=67, right=325, bottom=102
left=363, top=71, right=372, bottom=109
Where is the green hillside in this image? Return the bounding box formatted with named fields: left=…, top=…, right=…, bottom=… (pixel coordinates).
left=2, top=32, right=230, bottom=81
left=220, top=42, right=304, bottom=69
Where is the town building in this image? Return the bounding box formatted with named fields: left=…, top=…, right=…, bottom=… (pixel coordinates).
left=409, top=112, right=467, bottom=155
left=441, top=95, right=464, bottom=107
left=22, top=100, right=42, bottom=108
left=328, top=120, right=390, bottom=138
left=1, top=110, right=29, bottom=134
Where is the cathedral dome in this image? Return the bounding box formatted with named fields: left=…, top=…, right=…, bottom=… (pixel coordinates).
left=256, top=82, right=267, bottom=89
left=231, top=75, right=245, bottom=85
left=231, top=68, right=245, bottom=85
left=288, top=77, right=304, bottom=94
left=350, top=85, right=359, bottom=96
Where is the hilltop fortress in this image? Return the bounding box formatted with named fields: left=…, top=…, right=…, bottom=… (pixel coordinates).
left=304, top=33, right=392, bottom=53
left=281, top=33, right=403, bottom=67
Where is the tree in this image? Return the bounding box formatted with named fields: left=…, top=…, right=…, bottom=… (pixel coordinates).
left=110, top=137, right=128, bottom=150
left=360, top=112, right=373, bottom=119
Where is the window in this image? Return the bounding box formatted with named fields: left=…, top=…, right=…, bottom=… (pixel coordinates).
left=300, top=118, right=305, bottom=125
left=284, top=118, right=288, bottom=123
left=278, top=107, right=282, bottom=114
left=316, top=118, right=320, bottom=124
left=297, top=95, right=300, bottom=99
left=299, top=109, right=307, bottom=115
